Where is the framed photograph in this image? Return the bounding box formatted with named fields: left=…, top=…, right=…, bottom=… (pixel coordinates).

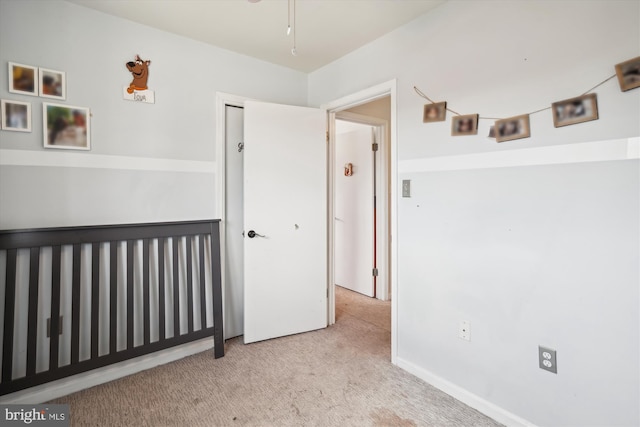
left=8, top=62, right=38, bottom=96
left=1, top=99, right=32, bottom=132
left=39, top=68, right=66, bottom=99
left=495, top=114, right=530, bottom=143
left=423, top=102, right=447, bottom=123
left=451, top=114, right=478, bottom=136
left=43, top=103, right=90, bottom=150
left=615, top=56, right=640, bottom=92
left=551, top=93, right=598, bottom=128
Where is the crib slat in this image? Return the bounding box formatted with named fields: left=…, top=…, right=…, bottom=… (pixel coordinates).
left=199, top=235, right=206, bottom=328
left=71, top=244, right=81, bottom=364
left=172, top=237, right=180, bottom=338
left=109, top=241, right=117, bottom=354
left=50, top=246, right=62, bottom=371
left=158, top=238, right=166, bottom=341
left=186, top=236, right=194, bottom=334
left=2, top=249, right=17, bottom=382
left=26, top=247, right=40, bottom=376
left=143, top=238, right=150, bottom=346
left=126, top=240, right=134, bottom=350
left=91, top=242, right=100, bottom=359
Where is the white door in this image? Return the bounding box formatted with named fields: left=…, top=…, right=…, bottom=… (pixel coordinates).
left=243, top=101, right=327, bottom=344
left=334, top=121, right=375, bottom=297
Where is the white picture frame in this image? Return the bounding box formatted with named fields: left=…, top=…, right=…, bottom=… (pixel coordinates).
left=39, top=67, right=66, bottom=99
left=43, top=102, right=91, bottom=150
left=8, top=62, right=38, bottom=96
left=1, top=99, right=32, bottom=132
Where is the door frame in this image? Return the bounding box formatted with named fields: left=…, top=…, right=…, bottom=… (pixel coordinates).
left=322, top=79, right=398, bottom=363
left=334, top=111, right=389, bottom=300
left=216, top=79, right=397, bottom=362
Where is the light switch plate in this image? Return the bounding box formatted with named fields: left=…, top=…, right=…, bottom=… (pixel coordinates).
left=402, top=180, right=411, bottom=197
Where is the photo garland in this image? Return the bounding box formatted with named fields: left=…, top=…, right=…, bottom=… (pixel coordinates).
left=417, top=55, right=639, bottom=142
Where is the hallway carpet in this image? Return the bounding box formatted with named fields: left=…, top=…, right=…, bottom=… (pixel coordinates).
left=51, top=286, right=502, bottom=426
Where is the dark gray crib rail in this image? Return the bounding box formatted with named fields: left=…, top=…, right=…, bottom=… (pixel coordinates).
left=0, top=220, right=223, bottom=396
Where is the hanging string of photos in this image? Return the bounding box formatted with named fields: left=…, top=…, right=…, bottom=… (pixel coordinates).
left=415, top=55, right=640, bottom=143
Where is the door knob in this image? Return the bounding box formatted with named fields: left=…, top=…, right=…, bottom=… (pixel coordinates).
left=247, top=230, right=265, bottom=238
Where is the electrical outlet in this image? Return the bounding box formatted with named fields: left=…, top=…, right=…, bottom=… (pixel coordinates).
left=539, top=346, right=557, bottom=374
left=458, top=320, right=470, bottom=341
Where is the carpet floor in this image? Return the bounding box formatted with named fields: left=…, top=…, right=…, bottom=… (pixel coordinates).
left=50, top=286, right=502, bottom=427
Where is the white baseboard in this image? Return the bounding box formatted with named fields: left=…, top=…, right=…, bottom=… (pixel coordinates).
left=0, top=339, right=215, bottom=404
left=395, top=357, right=536, bottom=427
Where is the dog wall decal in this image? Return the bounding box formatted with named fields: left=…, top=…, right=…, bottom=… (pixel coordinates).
left=126, top=55, right=151, bottom=93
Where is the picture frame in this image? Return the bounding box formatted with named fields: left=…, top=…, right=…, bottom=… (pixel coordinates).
left=451, top=114, right=478, bottom=136
left=551, top=93, right=598, bottom=128
left=615, top=56, right=640, bottom=92
left=495, top=114, right=530, bottom=143
left=423, top=102, right=447, bottom=123
left=39, top=67, right=66, bottom=99
left=8, top=62, right=38, bottom=96
left=43, top=103, right=90, bottom=150
left=1, top=99, right=32, bottom=132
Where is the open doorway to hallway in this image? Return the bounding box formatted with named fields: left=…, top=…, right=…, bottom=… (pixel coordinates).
left=217, top=80, right=397, bottom=358
left=333, top=95, right=392, bottom=337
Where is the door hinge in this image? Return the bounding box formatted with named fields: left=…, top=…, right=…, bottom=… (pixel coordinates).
left=326, top=131, right=329, bottom=143
left=372, top=268, right=379, bottom=277
left=372, top=142, right=379, bottom=152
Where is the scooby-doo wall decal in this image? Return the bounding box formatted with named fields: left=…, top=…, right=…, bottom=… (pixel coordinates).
left=122, top=54, right=155, bottom=104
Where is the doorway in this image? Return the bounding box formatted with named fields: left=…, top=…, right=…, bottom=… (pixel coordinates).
left=333, top=103, right=390, bottom=303
left=334, top=119, right=377, bottom=298
left=216, top=79, right=397, bottom=360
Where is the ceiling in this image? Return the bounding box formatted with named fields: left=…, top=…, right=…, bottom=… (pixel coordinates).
left=67, top=0, right=445, bottom=73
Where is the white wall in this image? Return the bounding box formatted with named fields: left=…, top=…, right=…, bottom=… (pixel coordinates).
left=0, top=0, right=307, bottom=229
left=310, top=1, right=639, bottom=426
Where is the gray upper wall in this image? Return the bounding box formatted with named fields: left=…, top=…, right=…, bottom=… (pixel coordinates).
left=0, top=0, right=308, bottom=162
left=0, top=0, right=309, bottom=229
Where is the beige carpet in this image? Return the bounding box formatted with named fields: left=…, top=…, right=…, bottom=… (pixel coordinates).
left=51, top=286, right=502, bottom=426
